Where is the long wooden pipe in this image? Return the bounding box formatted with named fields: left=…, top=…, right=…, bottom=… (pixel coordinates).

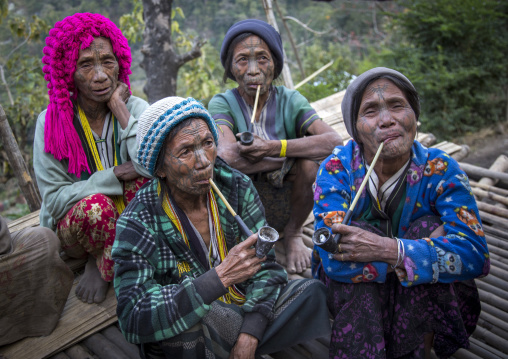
left=332, top=141, right=384, bottom=244
left=209, top=178, right=253, bottom=238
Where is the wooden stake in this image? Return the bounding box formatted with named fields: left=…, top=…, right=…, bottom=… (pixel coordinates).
left=0, top=103, right=41, bottom=211
left=294, top=60, right=334, bottom=90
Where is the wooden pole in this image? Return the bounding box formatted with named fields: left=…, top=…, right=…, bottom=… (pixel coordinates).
left=478, top=155, right=508, bottom=187
left=261, top=0, right=295, bottom=89
left=472, top=187, right=508, bottom=206
left=459, top=162, right=508, bottom=185
left=470, top=180, right=508, bottom=197
left=0, top=103, right=41, bottom=211
left=273, top=0, right=305, bottom=79
left=477, top=201, right=508, bottom=219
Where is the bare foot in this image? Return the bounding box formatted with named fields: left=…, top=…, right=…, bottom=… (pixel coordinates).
left=283, top=227, right=312, bottom=274
left=75, top=255, right=109, bottom=304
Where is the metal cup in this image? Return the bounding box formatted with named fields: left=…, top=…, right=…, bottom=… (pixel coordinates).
left=312, top=227, right=340, bottom=254
left=255, top=226, right=279, bottom=258
left=240, top=132, right=254, bottom=146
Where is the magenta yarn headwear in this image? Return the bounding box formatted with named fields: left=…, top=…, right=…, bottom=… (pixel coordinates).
left=42, top=13, right=132, bottom=176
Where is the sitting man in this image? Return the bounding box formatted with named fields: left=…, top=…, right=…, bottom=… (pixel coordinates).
left=34, top=13, right=150, bottom=304
left=208, top=19, right=342, bottom=274
left=113, top=97, right=330, bottom=358
left=0, top=215, right=73, bottom=346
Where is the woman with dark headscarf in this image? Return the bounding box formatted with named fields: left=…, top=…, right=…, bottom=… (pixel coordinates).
left=208, top=19, right=342, bottom=275
left=312, top=67, right=489, bottom=358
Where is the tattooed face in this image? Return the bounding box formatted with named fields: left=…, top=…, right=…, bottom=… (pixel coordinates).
left=231, top=35, right=275, bottom=98
left=73, top=37, right=119, bottom=107
left=158, top=119, right=217, bottom=197
left=356, top=79, right=417, bottom=163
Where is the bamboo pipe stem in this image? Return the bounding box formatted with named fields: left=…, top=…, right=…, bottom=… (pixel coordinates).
left=251, top=85, right=261, bottom=124
left=209, top=178, right=236, bottom=216
left=351, top=142, right=384, bottom=211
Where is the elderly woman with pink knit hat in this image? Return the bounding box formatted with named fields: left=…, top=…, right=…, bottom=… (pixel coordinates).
left=33, top=13, right=150, bottom=304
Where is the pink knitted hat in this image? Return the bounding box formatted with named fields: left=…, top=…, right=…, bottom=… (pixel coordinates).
left=41, top=13, right=132, bottom=176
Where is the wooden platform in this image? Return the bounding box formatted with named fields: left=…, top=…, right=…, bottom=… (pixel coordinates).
left=1, top=91, right=501, bottom=359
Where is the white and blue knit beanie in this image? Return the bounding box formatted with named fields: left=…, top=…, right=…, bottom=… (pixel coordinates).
left=136, top=97, right=219, bottom=176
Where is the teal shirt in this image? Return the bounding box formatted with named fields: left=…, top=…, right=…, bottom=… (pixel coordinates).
left=33, top=96, right=150, bottom=230
left=208, top=85, right=320, bottom=140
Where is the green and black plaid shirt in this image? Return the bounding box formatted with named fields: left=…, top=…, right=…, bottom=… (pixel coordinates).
left=113, top=158, right=287, bottom=344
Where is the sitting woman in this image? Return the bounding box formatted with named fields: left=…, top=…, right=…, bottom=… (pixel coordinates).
left=113, top=97, right=330, bottom=358
left=312, top=67, right=489, bottom=358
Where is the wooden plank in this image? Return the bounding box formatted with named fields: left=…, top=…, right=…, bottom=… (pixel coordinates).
left=6, top=210, right=40, bottom=232
left=0, top=278, right=117, bottom=359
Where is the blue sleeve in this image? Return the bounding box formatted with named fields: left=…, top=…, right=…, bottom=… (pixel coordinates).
left=397, top=155, right=489, bottom=286
left=312, top=146, right=389, bottom=283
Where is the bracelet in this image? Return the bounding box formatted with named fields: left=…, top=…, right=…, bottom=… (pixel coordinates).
left=279, top=139, right=287, bottom=157
left=391, top=237, right=405, bottom=269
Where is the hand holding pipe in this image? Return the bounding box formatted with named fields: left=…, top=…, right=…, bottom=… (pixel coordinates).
left=209, top=178, right=278, bottom=257
left=239, top=85, right=261, bottom=146
left=313, top=142, right=384, bottom=253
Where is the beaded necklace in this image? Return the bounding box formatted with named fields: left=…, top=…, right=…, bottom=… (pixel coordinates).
left=78, top=106, right=126, bottom=214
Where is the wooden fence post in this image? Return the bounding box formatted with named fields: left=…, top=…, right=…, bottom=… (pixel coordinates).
left=0, top=103, right=41, bottom=211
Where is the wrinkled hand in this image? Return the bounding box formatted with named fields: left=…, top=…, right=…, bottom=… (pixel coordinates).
left=113, top=161, right=140, bottom=181
left=229, top=333, right=258, bottom=359
left=107, top=81, right=130, bottom=110
left=331, top=224, right=397, bottom=264
left=236, top=133, right=278, bottom=163
left=216, top=233, right=265, bottom=288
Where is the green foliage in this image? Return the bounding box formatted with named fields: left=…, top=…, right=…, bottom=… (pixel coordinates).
left=119, top=0, right=144, bottom=43
left=0, top=13, right=50, bottom=160
left=373, top=0, right=508, bottom=138
left=297, top=43, right=357, bottom=103
left=0, top=0, right=7, bottom=23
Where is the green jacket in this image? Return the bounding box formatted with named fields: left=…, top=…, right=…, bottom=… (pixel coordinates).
left=113, top=158, right=288, bottom=344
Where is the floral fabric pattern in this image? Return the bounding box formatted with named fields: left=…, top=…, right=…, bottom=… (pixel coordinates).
left=57, top=177, right=148, bottom=281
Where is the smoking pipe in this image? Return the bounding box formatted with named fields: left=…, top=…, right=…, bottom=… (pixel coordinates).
left=239, top=85, right=261, bottom=146
left=312, top=142, right=385, bottom=253
left=208, top=178, right=278, bottom=258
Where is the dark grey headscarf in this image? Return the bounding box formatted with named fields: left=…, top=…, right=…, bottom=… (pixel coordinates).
left=341, top=67, right=420, bottom=142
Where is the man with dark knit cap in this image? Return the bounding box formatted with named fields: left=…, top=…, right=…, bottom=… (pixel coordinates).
left=208, top=19, right=342, bottom=274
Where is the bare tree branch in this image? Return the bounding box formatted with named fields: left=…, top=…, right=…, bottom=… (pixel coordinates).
left=372, top=5, right=386, bottom=39
left=283, top=16, right=332, bottom=36
left=177, top=37, right=206, bottom=66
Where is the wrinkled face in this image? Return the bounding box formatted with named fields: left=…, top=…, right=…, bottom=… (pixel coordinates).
left=356, top=79, right=417, bottom=162
left=73, top=37, right=119, bottom=105
left=157, top=118, right=217, bottom=196
left=231, top=35, right=275, bottom=97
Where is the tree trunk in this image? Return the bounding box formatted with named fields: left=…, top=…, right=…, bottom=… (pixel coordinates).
left=261, top=0, right=295, bottom=89
left=0, top=103, right=41, bottom=211
left=141, top=0, right=203, bottom=103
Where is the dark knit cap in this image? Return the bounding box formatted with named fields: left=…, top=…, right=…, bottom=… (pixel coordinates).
left=220, top=19, right=284, bottom=80
left=342, top=67, right=418, bottom=142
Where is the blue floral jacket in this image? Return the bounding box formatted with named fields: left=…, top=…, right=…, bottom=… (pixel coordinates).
left=312, top=140, right=490, bottom=287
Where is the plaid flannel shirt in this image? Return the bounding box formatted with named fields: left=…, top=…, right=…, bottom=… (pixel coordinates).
left=113, top=157, right=287, bottom=344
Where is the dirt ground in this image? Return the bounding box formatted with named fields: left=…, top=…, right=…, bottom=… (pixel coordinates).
left=454, top=122, right=508, bottom=168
